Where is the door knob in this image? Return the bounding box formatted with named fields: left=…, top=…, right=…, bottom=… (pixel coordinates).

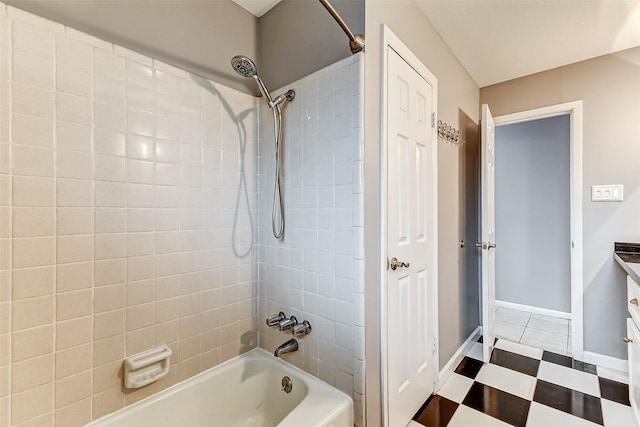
left=623, top=337, right=633, bottom=343
left=631, top=298, right=639, bottom=306
left=389, top=257, right=410, bottom=271
left=476, top=242, right=496, bottom=249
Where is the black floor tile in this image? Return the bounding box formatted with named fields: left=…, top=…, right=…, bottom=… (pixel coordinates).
left=533, top=380, right=604, bottom=425
left=490, top=348, right=540, bottom=377
left=599, top=377, right=630, bottom=406
left=454, top=356, right=484, bottom=379
left=413, top=394, right=459, bottom=427
left=542, top=351, right=598, bottom=375
left=462, top=382, right=530, bottom=427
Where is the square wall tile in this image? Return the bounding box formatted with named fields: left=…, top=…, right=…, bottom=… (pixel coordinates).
left=13, top=237, right=55, bottom=268
left=13, top=83, right=53, bottom=118
left=12, top=295, right=54, bottom=330
left=12, top=20, right=55, bottom=59
left=13, top=50, right=54, bottom=89
left=12, top=266, right=54, bottom=299
left=11, top=382, right=53, bottom=425
left=12, top=325, right=54, bottom=362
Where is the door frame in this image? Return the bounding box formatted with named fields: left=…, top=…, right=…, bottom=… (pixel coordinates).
left=493, top=100, right=584, bottom=360
left=380, top=24, right=439, bottom=426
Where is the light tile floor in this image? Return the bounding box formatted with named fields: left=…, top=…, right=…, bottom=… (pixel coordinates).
left=494, top=306, right=571, bottom=355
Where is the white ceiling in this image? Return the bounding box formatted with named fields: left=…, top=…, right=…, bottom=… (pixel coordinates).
left=416, top=0, right=640, bottom=87
left=232, top=0, right=281, bottom=17
left=233, top=0, right=640, bottom=87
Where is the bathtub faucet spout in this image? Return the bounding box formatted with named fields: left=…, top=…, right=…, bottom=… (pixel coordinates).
left=274, top=338, right=299, bottom=357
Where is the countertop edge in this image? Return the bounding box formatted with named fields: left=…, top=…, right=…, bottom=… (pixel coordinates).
left=614, top=252, right=640, bottom=285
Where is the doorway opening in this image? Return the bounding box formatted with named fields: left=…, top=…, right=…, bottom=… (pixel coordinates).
left=494, top=114, right=571, bottom=354
left=489, top=101, right=583, bottom=360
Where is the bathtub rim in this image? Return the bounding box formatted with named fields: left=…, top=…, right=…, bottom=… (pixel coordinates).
left=86, top=346, right=354, bottom=427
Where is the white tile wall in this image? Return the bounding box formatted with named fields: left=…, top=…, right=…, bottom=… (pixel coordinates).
left=257, top=54, right=365, bottom=426
left=0, top=3, right=258, bottom=425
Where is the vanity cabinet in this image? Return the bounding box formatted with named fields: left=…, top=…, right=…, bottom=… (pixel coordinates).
left=628, top=275, right=640, bottom=425
left=615, top=243, right=640, bottom=425
left=628, top=318, right=640, bottom=422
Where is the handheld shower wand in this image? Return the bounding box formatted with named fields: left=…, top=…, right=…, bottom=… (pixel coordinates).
left=231, top=56, right=295, bottom=240
left=231, top=56, right=295, bottom=108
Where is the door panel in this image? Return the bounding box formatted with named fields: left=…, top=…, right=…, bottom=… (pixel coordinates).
left=387, top=46, right=436, bottom=427
left=481, top=104, right=496, bottom=362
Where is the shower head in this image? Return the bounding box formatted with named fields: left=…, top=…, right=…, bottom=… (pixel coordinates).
left=230, top=55, right=294, bottom=109
left=230, top=55, right=277, bottom=107
left=231, top=55, right=257, bottom=78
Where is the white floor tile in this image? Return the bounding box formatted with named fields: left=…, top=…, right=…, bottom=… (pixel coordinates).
left=495, top=338, right=543, bottom=360
left=520, top=327, right=568, bottom=355
left=405, top=421, right=423, bottom=427
left=495, top=320, right=525, bottom=342
left=437, top=373, right=474, bottom=404
left=537, top=361, right=600, bottom=397
left=525, top=402, right=600, bottom=427
left=527, top=317, right=569, bottom=335
left=531, top=313, right=570, bottom=325
left=596, top=366, right=629, bottom=384
left=448, top=405, right=511, bottom=427
left=475, top=363, right=537, bottom=400
left=495, top=307, right=531, bottom=326
left=601, top=399, right=637, bottom=427
left=467, top=342, right=484, bottom=361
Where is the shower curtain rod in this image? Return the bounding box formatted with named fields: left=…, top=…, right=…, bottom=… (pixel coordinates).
left=318, top=0, right=365, bottom=54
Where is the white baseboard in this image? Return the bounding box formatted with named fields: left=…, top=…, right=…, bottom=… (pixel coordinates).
left=495, top=300, right=571, bottom=320
left=437, top=326, right=482, bottom=390
left=582, top=351, right=628, bottom=373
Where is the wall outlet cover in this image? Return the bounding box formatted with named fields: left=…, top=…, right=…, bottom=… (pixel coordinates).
left=591, top=185, right=624, bottom=202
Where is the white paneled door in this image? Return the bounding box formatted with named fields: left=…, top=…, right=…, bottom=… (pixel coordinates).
left=481, top=104, right=497, bottom=362
left=386, top=43, right=437, bottom=427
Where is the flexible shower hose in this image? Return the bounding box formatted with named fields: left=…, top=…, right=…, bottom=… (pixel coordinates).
left=272, top=105, right=285, bottom=239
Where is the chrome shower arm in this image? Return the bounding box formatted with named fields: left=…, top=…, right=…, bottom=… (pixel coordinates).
left=253, top=75, right=275, bottom=106
left=318, top=0, right=365, bottom=54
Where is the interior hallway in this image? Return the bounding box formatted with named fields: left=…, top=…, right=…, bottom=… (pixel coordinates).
left=494, top=307, right=572, bottom=356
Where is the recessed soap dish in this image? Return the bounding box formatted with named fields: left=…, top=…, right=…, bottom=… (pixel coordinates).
left=123, top=345, right=172, bottom=389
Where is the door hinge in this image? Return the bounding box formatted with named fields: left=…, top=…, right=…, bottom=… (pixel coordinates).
left=431, top=112, right=436, bottom=128
left=432, top=337, right=437, bottom=354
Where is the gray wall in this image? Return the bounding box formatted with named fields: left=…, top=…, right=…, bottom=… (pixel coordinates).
left=5, top=0, right=364, bottom=96
left=364, top=2, right=481, bottom=425
left=5, top=0, right=260, bottom=94
left=481, top=46, right=640, bottom=360
left=259, top=0, right=364, bottom=91
left=495, top=116, right=571, bottom=312
left=461, top=112, right=481, bottom=340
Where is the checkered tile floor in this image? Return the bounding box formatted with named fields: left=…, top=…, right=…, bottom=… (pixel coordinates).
left=410, top=338, right=636, bottom=427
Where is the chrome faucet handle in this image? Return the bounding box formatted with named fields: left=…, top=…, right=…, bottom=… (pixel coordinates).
left=291, top=320, right=312, bottom=337
left=266, top=312, right=286, bottom=327
left=278, top=315, right=298, bottom=331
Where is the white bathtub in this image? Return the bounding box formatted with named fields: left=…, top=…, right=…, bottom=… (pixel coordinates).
left=87, top=348, right=353, bottom=427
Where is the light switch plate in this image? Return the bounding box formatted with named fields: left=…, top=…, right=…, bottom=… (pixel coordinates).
left=591, top=185, right=624, bottom=201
